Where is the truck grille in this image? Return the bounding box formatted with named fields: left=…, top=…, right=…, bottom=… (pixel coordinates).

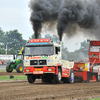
left=30, top=60, right=47, bottom=65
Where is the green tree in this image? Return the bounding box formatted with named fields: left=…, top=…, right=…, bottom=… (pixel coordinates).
left=45, top=34, right=60, bottom=44
left=0, top=28, right=6, bottom=54
left=67, top=41, right=89, bottom=61
left=62, top=47, right=69, bottom=60
left=0, top=47, right=5, bottom=54
left=80, top=41, right=89, bottom=52
left=6, top=30, right=26, bottom=54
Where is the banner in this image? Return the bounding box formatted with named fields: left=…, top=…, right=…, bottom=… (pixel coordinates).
left=0, top=55, right=13, bottom=60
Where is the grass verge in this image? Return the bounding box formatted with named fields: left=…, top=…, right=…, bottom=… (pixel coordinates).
left=90, top=98, right=100, bottom=100
left=0, top=75, right=27, bottom=81
left=0, top=69, right=16, bottom=72
left=0, top=69, right=6, bottom=71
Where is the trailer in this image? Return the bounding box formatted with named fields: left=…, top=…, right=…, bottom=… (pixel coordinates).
left=73, top=40, right=100, bottom=82
left=23, top=38, right=100, bottom=83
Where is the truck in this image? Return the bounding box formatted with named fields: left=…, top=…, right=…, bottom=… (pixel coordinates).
left=6, top=47, right=24, bottom=73
left=23, top=38, right=100, bottom=83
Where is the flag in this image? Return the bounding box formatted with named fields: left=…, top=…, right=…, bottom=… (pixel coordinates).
left=19, top=46, right=24, bottom=54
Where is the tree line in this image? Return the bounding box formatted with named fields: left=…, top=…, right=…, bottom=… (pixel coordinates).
left=0, top=27, right=89, bottom=61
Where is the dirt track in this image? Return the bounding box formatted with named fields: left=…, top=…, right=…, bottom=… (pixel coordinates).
left=0, top=71, right=24, bottom=76
left=0, top=72, right=100, bottom=100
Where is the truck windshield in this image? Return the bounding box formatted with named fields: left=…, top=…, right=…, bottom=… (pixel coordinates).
left=90, top=46, right=100, bottom=52
left=25, top=45, right=54, bottom=56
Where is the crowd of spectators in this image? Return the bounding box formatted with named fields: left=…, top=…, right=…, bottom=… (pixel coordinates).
left=0, top=60, right=10, bottom=65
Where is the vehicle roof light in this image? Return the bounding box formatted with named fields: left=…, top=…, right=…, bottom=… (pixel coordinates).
left=30, top=43, right=48, bottom=45
left=87, top=39, right=90, bottom=42
left=30, top=38, right=50, bottom=43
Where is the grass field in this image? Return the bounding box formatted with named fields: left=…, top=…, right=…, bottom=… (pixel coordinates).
left=0, top=75, right=27, bottom=81
left=90, top=98, right=100, bottom=100
left=0, top=69, right=6, bottom=71
left=0, top=69, right=16, bottom=72
left=0, top=69, right=26, bottom=80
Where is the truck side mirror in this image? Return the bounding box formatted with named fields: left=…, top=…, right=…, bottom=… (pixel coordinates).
left=58, top=47, right=60, bottom=52
left=55, top=47, right=60, bottom=54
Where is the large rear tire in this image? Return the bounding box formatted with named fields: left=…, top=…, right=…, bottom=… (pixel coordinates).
left=16, top=63, right=24, bottom=73
left=54, top=69, right=62, bottom=83
left=27, top=74, right=36, bottom=83
left=6, top=64, right=13, bottom=73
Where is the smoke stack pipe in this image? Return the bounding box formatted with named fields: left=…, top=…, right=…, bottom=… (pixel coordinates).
left=60, top=41, right=62, bottom=60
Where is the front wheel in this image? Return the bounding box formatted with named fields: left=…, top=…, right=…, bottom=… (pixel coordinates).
left=6, top=64, right=13, bottom=73
left=54, top=69, right=62, bottom=83
left=27, top=74, right=36, bottom=83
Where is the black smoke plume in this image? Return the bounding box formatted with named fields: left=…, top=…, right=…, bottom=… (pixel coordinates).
left=29, top=0, right=100, bottom=40
left=29, top=0, right=61, bottom=39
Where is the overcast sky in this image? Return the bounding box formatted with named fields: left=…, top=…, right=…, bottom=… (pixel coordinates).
left=0, top=0, right=90, bottom=52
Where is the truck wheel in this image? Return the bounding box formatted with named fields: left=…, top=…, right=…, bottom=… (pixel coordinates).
left=54, top=69, right=62, bottom=83
left=27, top=74, right=36, bottom=83
left=68, top=69, right=74, bottom=84
left=6, top=64, right=13, bottom=73
left=16, top=64, right=24, bottom=73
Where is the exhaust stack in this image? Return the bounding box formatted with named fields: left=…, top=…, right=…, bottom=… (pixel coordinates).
left=60, top=41, right=62, bottom=60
